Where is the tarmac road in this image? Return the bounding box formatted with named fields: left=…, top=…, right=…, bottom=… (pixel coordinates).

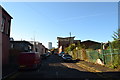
left=3, top=54, right=116, bottom=80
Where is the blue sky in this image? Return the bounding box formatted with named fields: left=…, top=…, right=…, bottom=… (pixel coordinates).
left=1, top=2, right=118, bottom=48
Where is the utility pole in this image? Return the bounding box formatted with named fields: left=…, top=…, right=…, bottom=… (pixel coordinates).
left=70, top=32, right=71, bottom=37
left=69, top=32, right=71, bottom=44
left=33, top=32, right=36, bottom=52
left=118, top=1, right=120, bottom=31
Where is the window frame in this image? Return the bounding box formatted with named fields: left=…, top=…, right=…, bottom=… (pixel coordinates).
left=1, top=16, right=6, bottom=33
left=6, top=20, right=10, bottom=35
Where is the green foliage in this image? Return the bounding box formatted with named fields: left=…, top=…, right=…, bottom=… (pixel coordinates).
left=64, top=47, right=70, bottom=53
left=76, top=42, right=86, bottom=49
left=107, top=40, right=120, bottom=49
left=113, top=54, right=120, bottom=68
left=111, top=40, right=120, bottom=49
left=110, top=29, right=120, bottom=49
left=112, top=29, right=120, bottom=40
left=69, top=44, right=76, bottom=51
left=64, top=42, right=86, bottom=60
left=64, top=43, right=76, bottom=53
left=109, top=63, right=119, bottom=69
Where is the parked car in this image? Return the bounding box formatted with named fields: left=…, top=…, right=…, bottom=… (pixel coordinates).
left=58, top=53, right=62, bottom=57
left=58, top=52, right=64, bottom=57
left=54, top=53, right=58, bottom=55
left=62, top=54, right=72, bottom=62
left=41, top=52, right=50, bottom=59
left=18, top=52, right=42, bottom=70
left=41, top=54, right=47, bottom=59
left=45, top=52, right=50, bottom=57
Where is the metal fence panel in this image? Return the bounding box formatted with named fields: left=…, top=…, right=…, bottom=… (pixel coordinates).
left=68, top=49, right=120, bottom=67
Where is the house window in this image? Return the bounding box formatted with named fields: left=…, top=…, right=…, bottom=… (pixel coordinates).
left=6, top=20, right=10, bottom=35
left=1, top=17, right=6, bottom=32
left=24, top=46, right=28, bottom=51
left=35, top=48, right=38, bottom=52
left=29, top=45, right=32, bottom=51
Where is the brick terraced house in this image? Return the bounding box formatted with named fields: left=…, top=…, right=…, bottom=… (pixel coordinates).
left=0, top=6, right=13, bottom=65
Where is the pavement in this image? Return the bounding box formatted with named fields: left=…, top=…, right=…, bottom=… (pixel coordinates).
left=76, top=60, right=119, bottom=72
left=2, top=63, right=18, bottom=80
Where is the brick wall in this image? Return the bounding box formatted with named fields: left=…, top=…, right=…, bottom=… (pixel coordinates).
left=2, top=34, right=9, bottom=64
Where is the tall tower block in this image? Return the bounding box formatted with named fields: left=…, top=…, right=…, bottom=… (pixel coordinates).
left=48, top=42, right=52, bottom=49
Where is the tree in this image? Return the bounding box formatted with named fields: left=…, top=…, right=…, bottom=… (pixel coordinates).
left=111, top=40, right=120, bottom=49
left=111, top=29, right=120, bottom=49
left=64, top=43, right=76, bottom=53
left=76, top=41, right=86, bottom=50
left=69, top=43, right=76, bottom=51
left=112, top=29, right=120, bottom=40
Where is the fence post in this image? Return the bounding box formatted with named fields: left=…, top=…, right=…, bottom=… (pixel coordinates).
left=101, top=42, right=105, bottom=64
left=108, top=41, right=113, bottom=65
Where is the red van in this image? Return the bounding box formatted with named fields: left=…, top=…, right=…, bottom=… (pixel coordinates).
left=18, top=52, right=42, bottom=69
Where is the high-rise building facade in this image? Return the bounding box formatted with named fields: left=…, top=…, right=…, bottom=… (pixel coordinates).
left=48, top=42, right=52, bottom=49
